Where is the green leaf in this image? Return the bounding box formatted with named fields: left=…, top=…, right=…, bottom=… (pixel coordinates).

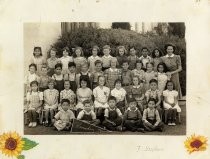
left=22, top=138, right=38, bottom=150
left=17, top=155, right=25, bottom=159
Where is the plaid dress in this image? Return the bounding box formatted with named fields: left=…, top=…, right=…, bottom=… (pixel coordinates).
left=105, top=68, right=121, bottom=90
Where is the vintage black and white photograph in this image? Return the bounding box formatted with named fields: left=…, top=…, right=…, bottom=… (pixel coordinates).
left=24, top=22, right=186, bottom=135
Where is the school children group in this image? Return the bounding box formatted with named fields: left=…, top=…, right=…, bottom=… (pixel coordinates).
left=24, top=43, right=183, bottom=132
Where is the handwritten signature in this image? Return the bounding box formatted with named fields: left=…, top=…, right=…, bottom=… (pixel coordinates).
left=137, top=145, right=164, bottom=152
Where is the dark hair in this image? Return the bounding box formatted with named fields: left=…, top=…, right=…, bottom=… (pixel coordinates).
left=30, top=80, right=39, bottom=87
left=103, top=45, right=111, bottom=50
left=55, top=63, right=62, bottom=69
left=98, top=75, right=106, bottom=85
left=151, top=48, right=163, bottom=58
left=146, top=62, right=154, bottom=68
left=33, top=46, right=42, bottom=56
left=135, top=60, right=143, bottom=67
left=149, top=79, right=158, bottom=84
left=48, top=78, right=56, bottom=85
left=114, top=79, right=122, bottom=86
left=29, top=63, right=37, bottom=71
left=122, top=59, right=129, bottom=65
left=64, top=80, right=70, bottom=85
left=108, top=96, right=117, bottom=102
left=129, top=46, right=136, bottom=50
left=61, top=99, right=70, bottom=105
left=68, top=62, right=76, bottom=68
left=50, top=47, right=57, bottom=52
left=94, top=60, right=102, bottom=66
left=83, top=99, right=91, bottom=105
left=165, top=80, right=175, bottom=90
left=148, top=98, right=157, bottom=104
left=141, top=47, right=149, bottom=52
left=62, top=46, right=70, bottom=52
left=128, top=97, right=136, bottom=103
left=80, top=76, right=88, bottom=87
left=164, top=43, right=176, bottom=52
left=157, top=62, right=167, bottom=73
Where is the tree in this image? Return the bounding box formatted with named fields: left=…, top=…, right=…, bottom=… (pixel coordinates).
left=112, top=22, right=131, bottom=30
left=168, top=23, right=185, bottom=38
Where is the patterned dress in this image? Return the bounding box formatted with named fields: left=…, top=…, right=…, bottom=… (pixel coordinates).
left=157, top=72, right=168, bottom=93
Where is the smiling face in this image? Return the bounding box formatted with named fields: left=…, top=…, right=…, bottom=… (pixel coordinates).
left=122, top=62, right=129, bottom=71
left=50, top=50, right=56, bottom=58
left=48, top=82, right=54, bottom=90
left=130, top=48, right=136, bottom=56
left=136, top=62, right=142, bottom=70
left=64, top=81, right=70, bottom=90
left=63, top=49, right=69, bottom=57
left=95, top=63, right=102, bottom=72
left=62, top=102, right=69, bottom=111
left=110, top=59, right=117, bottom=68
left=84, top=103, right=91, bottom=112
left=103, top=48, right=110, bottom=56
left=142, top=49, right=148, bottom=57
left=29, top=66, right=36, bottom=74
left=80, top=80, right=87, bottom=88
left=157, top=64, right=164, bottom=73
left=55, top=67, right=62, bottom=75
left=166, top=46, right=174, bottom=55
left=98, top=76, right=105, bottom=86
left=75, top=49, right=81, bottom=57
left=146, top=63, right=153, bottom=72
left=31, top=83, right=38, bottom=92
left=115, top=81, right=122, bottom=90
left=167, top=82, right=174, bottom=91
left=129, top=101, right=137, bottom=110
left=34, top=48, right=41, bottom=57
left=81, top=64, right=88, bottom=73
left=92, top=48, right=98, bottom=56
left=132, top=77, right=139, bottom=86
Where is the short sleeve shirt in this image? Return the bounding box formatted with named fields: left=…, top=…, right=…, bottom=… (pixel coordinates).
left=163, top=90, right=178, bottom=104
left=111, top=88, right=126, bottom=102
left=54, top=109, right=75, bottom=122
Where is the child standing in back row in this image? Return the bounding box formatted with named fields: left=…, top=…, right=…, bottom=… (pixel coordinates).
left=88, top=45, right=101, bottom=73
left=47, top=48, right=59, bottom=77
left=116, top=46, right=128, bottom=68
left=101, top=45, right=113, bottom=71
left=73, top=47, right=87, bottom=73
left=59, top=46, right=73, bottom=75
left=91, top=60, right=104, bottom=89
left=127, top=46, right=138, bottom=70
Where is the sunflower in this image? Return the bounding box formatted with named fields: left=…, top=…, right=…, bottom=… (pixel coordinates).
left=0, top=132, right=25, bottom=157
left=184, top=134, right=208, bottom=154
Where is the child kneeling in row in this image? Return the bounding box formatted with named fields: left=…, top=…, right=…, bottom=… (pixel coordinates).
left=102, top=96, right=123, bottom=131
left=77, top=100, right=100, bottom=126
left=142, top=98, right=164, bottom=132
left=54, top=99, right=75, bottom=131
left=124, top=98, right=145, bottom=132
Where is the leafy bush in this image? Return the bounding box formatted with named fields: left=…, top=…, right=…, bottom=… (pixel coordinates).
left=51, top=27, right=186, bottom=96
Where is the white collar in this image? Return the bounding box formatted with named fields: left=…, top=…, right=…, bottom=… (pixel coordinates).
left=128, top=107, right=138, bottom=112
left=166, top=54, right=174, bottom=58
left=141, top=55, right=150, bottom=59
left=133, top=85, right=140, bottom=89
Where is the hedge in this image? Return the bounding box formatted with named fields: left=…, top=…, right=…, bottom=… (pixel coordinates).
left=51, top=27, right=186, bottom=96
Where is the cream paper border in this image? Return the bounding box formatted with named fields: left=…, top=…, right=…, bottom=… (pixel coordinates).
left=0, top=0, right=210, bottom=158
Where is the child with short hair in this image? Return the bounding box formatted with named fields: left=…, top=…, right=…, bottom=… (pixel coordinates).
left=64, top=62, right=77, bottom=93
left=43, top=79, right=59, bottom=126
left=25, top=81, right=43, bottom=127
left=142, top=98, right=164, bottom=131
left=30, top=46, right=46, bottom=75
left=129, top=76, right=146, bottom=114
left=60, top=80, right=75, bottom=103
left=131, top=60, right=145, bottom=82
left=93, top=76, right=110, bottom=122
left=76, top=77, right=93, bottom=113
left=127, top=46, right=138, bottom=70
left=76, top=63, right=92, bottom=89
left=121, top=60, right=132, bottom=93
left=145, top=79, right=162, bottom=117
left=144, top=63, right=157, bottom=91
left=102, top=96, right=123, bottom=131
left=151, top=48, right=163, bottom=71
left=123, top=98, right=144, bottom=132
left=24, top=63, right=40, bottom=93
left=139, top=47, right=152, bottom=70
left=101, top=45, right=113, bottom=71
left=52, top=63, right=64, bottom=93
left=104, top=57, right=121, bottom=90
left=54, top=99, right=75, bottom=131
left=39, top=65, right=51, bottom=92
left=59, top=46, right=73, bottom=75
left=163, top=81, right=181, bottom=126
left=116, top=45, right=128, bottom=68
left=90, top=60, right=104, bottom=89
left=111, top=79, right=127, bottom=114
left=73, top=47, right=87, bottom=73
left=88, top=45, right=101, bottom=73
left=77, top=100, right=100, bottom=126
left=47, top=48, right=59, bottom=76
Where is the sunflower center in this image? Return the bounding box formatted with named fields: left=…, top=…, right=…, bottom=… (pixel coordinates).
left=190, top=139, right=203, bottom=148
left=5, top=138, right=17, bottom=150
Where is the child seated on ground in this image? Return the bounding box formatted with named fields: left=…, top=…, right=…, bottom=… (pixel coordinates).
left=142, top=98, right=164, bottom=132
left=163, top=81, right=181, bottom=126
left=111, top=79, right=127, bottom=114
left=77, top=100, right=100, bottom=126
left=123, top=98, right=145, bottom=132
left=54, top=99, right=75, bottom=131
left=102, top=96, right=123, bottom=131
left=43, top=79, right=59, bottom=127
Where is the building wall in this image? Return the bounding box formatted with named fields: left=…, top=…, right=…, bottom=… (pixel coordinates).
left=24, top=23, right=61, bottom=74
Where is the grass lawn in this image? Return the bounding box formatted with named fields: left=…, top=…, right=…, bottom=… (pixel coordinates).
left=24, top=101, right=186, bottom=136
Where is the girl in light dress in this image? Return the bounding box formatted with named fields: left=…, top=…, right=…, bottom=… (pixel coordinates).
left=60, top=80, right=75, bottom=105
left=73, top=47, right=87, bottom=73
left=30, top=46, right=46, bottom=75
left=59, top=46, right=73, bottom=75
